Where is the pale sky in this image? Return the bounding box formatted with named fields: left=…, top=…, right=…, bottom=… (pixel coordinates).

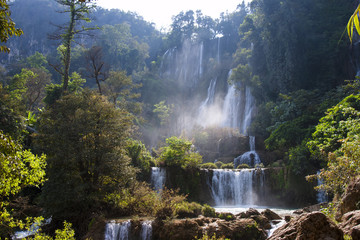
left=96, top=0, right=248, bottom=30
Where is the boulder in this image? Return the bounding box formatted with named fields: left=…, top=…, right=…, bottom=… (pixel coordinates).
left=268, top=211, right=343, bottom=240
left=336, top=178, right=360, bottom=221
left=237, top=208, right=261, bottom=218
left=339, top=210, right=360, bottom=239
left=152, top=217, right=267, bottom=240
left=261, top=208, right=282, bottom=220
left=207, top=218, right=267, bottom=240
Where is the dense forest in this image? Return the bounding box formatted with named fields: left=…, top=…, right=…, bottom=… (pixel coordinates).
left=2, top=0, right=360, bottom=239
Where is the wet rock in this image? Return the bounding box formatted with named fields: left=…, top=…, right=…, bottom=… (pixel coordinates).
left=261, top=208, right=282, bottom=220
left=284, top=215, right=291, bottom=222
left=237, top=208, right=261, bottom=218
left=339, top=210, right=360, bottom=239
left=336, top=178, right=360, bottom=221
left=268, top=211, right=343, bottom=240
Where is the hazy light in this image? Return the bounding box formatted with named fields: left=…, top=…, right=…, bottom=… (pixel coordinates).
left=96, top=0, right=249, bottom=30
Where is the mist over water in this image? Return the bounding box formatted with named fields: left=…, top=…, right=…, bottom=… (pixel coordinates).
left=159, top=37, right=256, bottom=137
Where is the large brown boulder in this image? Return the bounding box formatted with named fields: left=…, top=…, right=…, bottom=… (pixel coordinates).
left=336, top=178, right=360, bottom=221
left=152, top=216, right=267, bottom=240
left=261, top=208, right=282, bottom=221
left=268, top=211, right=343, bottom=240
left=339, top=210, right=360, bottom=240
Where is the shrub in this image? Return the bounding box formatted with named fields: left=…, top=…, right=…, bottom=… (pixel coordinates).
left=202, top=204, right=216, bottom=218
left=215, top=161, right=224, bottom=169
left=237, top=163, right=250, bottom=169
left=201, top=162, right=217, bottom=169
left=175, top=201, right=203, bottom=218
left=221, top=163, right=234, bottom=169
left=218, top=212, right=235, bottom=221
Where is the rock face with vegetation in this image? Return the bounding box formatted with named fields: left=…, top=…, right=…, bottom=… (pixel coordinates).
left=336, top=178, right=360, bottom=221
left=269, top=211, right=343, bottom=240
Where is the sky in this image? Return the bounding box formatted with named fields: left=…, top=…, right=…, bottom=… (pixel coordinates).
left=96, top=0, right=248, bottom=30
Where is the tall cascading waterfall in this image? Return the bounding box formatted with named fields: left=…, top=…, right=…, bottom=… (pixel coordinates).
left=151, top=167, right=166, bottom=191
left=104, top=220, right=153, bottom=240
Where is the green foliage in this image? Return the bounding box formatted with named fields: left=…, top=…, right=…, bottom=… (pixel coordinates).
left=159, top=136, right=202, bottom=169
left=221, top=163, right=234, bottom=169
left=214, top=161, right=224, bottom=169
left=153, top=100, right=174, bottom=126
left=36, top=90, right=136, bottom=234
left=200, top=162, right=217, bottom=169
left=237, top=163, right=250, bottom=169
left=43, top=72, right=85, bottom=106
left=30, top=221, right=75, bottom=240
left=194, top=233, right=229, bottom=240
left=347, top=4, right=360, bottom=43
left=201, top=204, right=216, bottom=218
left=317, top=137, right=360, bottom=196
left=103, top=70, right=141, bottom=114
left=217, top=213, right=235, bottom=221
left=8, top=68, right=51, bottom=111
left=0, top=131, right=46, bottom=237
left=126, top=139, right=154, bottom=173
left=308, top=94, right=360, bottom=155
left=175, top=201, right=203, bottom=218
left=0, top=0, right=23, bottom=53
left=97, top=24, right=149, bottom=74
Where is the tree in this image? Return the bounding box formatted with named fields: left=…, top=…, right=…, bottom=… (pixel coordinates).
left=51, top=0, right=96, bottom=92
left=159, top=136, right=202, bottom=169
left=0, top=131, right=46, bottom=238
left=102, top=70, right=141, bottom=113
left=8, top=68, right=51, bottom=111
left=36, top=90, right=137, bottom=236
left=0, top=0, right=23, bottom=53
left=347, top=4, right=360, bottom=42
left=85, top=46, right=108, bottom=94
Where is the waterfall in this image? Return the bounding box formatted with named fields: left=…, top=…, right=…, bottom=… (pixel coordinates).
left=217, top=37, right=221, bottom=63
left=151, top=167, right=166, bottom=191
left=222, top=70, right=256, bottom=135
left=104, top=220, right=131, bottom=240
left=140, top=221, right=152, bottom=240
left=199, top=42, right=203, bottom=78
left=210, top=169, right=255, bottom=206
left=241, top=87, right=255, bottom=134
left=249, top=136, right=255, bottom=151
left=104, top=220, right=153, bottom=240
left=316, top=171, right=328, bottom=203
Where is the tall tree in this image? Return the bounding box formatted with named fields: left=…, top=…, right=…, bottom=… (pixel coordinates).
left=0, top=0, right=23, bottom=53
left=36, top=90, right=136, bottom=236
left=51, top=0, right=96, bottom=92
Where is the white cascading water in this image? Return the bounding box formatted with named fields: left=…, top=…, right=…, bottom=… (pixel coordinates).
left=151, top=167, right=166, bottom=191
left=104, top=220, right=153, bottom=240
left=104, top=220, right=131, bottom=240
left=140, top=221, right=153, bottom=240
left=210, top=169, right=254, bottom=206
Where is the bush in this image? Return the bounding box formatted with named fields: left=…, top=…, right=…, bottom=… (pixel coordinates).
left=175, top=201, right=203, bottom=218
left=237, top=163, right=250, bottom=169
left=202, top=204, right=216, bottom=218
left=159, top=136, right=203, bottom=169
left=215, top=161, right=224, bottom=169
left=221, top=163, right=234, bottom=169
left=201, top=162, right=217, bottom=169
left=218, top=212, right=235, bottom=221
